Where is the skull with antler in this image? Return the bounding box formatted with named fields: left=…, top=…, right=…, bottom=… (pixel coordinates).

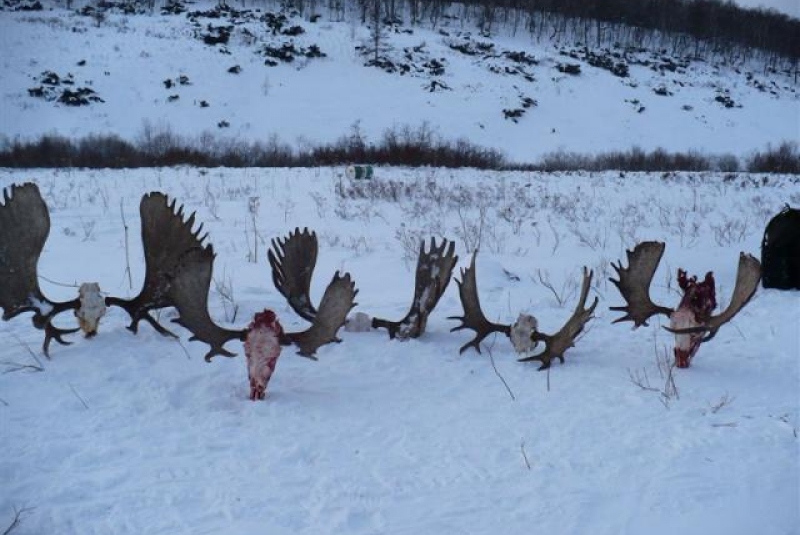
left=609, top=241, right=761, bottom=368
left=168, top=227, right=358, bottom=400
left=449, top=251, right=598, bottom=370
left=0, top=183, right=108, bottom=355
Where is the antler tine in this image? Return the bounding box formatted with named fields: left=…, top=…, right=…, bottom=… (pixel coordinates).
left=609, top=241, right=672, bottom=327
left=519, top=267, right=598, bottom=370
left=448, top=251, right=511, bottom=354
left=267, top=227, right=319, bottom=322
left=42, top=322, right=81, bottom=357
left=283, top=271, right=358, bottom=358
left=666, top=252, right=761, bottom=343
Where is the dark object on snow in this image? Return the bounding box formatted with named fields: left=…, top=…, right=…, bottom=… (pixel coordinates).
left=557, top=63, right=581, bottom=75
left=371, top=237, right=458, bottom=340
left=58, top=87, right=104, bottom=106
left=761, top=205, right=800, bottom=290
left=0, top=183, right=83, bottom=355
left=105, top=192, right=208, bottom=337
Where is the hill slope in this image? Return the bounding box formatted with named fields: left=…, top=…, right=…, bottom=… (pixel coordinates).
left=1, top=1, right=798, bottom=163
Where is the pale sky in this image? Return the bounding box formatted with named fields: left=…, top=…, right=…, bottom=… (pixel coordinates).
left=733, top=0, right=799, bottom=17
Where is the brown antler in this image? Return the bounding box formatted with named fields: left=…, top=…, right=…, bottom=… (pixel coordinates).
left=168, top=245, right=247, bottom=362
left=283, top=272, right=358, bottom=358
left=519, top=267, right=598, bottom=370
left=666, top=252, right=761, bottom=342
left=170, top=242, right=358, bottom=362
left=0, top=183, right=81, bottom=356
left=449, top=251, right=511, bottom=353
left=106, top=192, right=208, bottom=337
left=372, top=237, right=459, bottom=339
left=267, top=227, right=318, bottom=322
left=609, top=241, right=673, bottom=327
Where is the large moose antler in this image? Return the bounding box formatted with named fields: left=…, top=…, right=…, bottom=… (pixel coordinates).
left=449, top=251, right=597, bottom=370
left=267, top=227, right=318, bottom=322
left=610, top=241, right=762, bottom=368
left=518, top=267, right=598, bottom=370
left=106, top=192, right=207, bottom=337
left=0, top=183, right=82, bottom=355
left=372, top=237, right=458, bottom=339
left=169, top=244, right=358, bottom=362
left=449, top=252, right=511, bottom=353
left=609, top=241, right=672, bottom=327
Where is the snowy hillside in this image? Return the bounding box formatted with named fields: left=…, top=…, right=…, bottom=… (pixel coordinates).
left=0, top=167, right=798, bottom=534
left=1, top=1, right=798, bottom=163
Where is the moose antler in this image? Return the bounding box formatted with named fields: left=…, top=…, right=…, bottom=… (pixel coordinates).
left=267, top=227, right=318, bottom=322
left=0, top=183, right=82, bottom=355
left=168, top=245, right=248, bottom=361
left=449, top=251, right=511, bottom=353
left=611, top=241, right=762, bottom=368
left=169, top=244, right=357, bottom=362
left=449, top=251, right=596, bottom=368
left=283, top=271, right=358, bottom=357
left=106, top=192, right=208, bottom=337
left=519, top=267, right=598, bottom=370
left=666, top=252, right=761, bottom=342
left=372, top=237, right=458, bottom=339
left=609, top=241, right=672, bottom=327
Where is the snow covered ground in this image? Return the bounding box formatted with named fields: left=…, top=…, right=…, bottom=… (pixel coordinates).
left=0, top=167, right=798, bottom=534
left=1, top=1, right=798, bottom=163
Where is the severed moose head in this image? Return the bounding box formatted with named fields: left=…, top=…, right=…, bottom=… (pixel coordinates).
left=168, top=227, right=358, bottom=401
left=610, top=241, right=761, bottom=368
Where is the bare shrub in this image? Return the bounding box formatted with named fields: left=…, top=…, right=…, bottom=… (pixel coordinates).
left=531, top=147, right=712, bottom=172
left=746, top=142, right=800, bottom=174
left=394, top=224, right=428, bottom=266
left=454, top=202, right=488, bottom=254
left=707, top=392, right=735, bottom=414
left=710, top=215, right=749, bottom=246
left=213, top=272, right=239, bottom=323
left=2, top=505, right=35, bottom=535
left=308, top=191, right=328, bottom=219
left=535, top=269, right=578, bottom=307
left=628, top=342, right=679, bottom=409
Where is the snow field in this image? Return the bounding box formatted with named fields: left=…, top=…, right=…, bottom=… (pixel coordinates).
left=0, top=167, right=797, bottom=534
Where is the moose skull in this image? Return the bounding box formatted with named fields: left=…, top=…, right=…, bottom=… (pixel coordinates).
left=76, top=282, right=106, bottom=337
left=510, top=313, right=539, bottom=355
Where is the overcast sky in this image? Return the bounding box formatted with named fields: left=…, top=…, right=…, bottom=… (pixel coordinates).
left=733, top=0, right=799, bottom=17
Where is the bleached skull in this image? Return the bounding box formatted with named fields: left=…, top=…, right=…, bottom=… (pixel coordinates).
left=76, top=282, right=106, bottom=337
left=344, top=311, right=373, bottom=333
left=510, top=313, right=539, bottom=354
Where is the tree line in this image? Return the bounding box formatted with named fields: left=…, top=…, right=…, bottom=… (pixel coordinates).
left=289, top=0, right=798, bottom=68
